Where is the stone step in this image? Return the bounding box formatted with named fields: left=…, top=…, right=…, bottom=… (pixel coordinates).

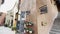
left=49, top=17, right=60, bottom=34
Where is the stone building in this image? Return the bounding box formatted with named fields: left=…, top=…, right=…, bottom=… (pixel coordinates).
left=0, top=0, right=60, bottom=34
left=20, top=0, right=59, bottom=34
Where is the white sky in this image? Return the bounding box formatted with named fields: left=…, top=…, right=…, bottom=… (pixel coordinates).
left=0, top=0, right=18, bottom=13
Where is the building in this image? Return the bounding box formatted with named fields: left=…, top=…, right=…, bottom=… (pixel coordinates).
left=20, top=0, right=59, bottom=34
left=0, top=0, right=60, bottom=34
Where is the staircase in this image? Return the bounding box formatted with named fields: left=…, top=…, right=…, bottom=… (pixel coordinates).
left=49, top=12, right=60, bottom=34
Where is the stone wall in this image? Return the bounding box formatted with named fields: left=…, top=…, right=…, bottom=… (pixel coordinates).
left=36, top=0, right=58, bottom=34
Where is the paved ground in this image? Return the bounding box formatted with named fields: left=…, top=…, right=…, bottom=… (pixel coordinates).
left=0, top=26, right=15, bottom=34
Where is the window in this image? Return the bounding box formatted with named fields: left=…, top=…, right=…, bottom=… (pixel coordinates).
left=21, top=11, right=25, bottom=18
left=26, top=11, right=30, bottom=15
left=39, top=5, right=47, bottom=14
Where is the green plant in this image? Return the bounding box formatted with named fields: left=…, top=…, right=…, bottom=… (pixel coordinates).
left=28, top=28, right=33, bottom=34
left=28, top=22, right=33, bottom=26
left=24, top=21, right=33, bottom=26
left=24, top=28, right=33, bottom=34
left=12, top=27, right=17, bottom=31
left=4, top=24, right=9, bottom=27
left=24, top=22, right=29, bottom=26
left=24, top=28, right=29, bottom=32
left=28, top=28, right=33, bottom=31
